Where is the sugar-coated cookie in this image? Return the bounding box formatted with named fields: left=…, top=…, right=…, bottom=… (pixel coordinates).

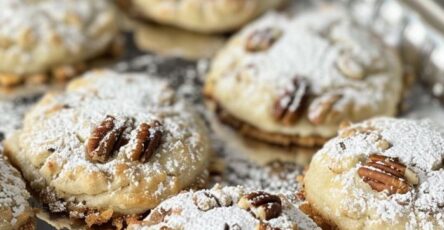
left=0, top=147, right=34, bottom=230
left=127, top=184, right=320, bottom=230
left=4, top=70, right=211, bottom=227
left=304, top=118, right=444, bottom=229
left=204, top=9, right=404, bottom=147
left=0, top=0, right=118, bottom=87
left=129, top=0, right=286, bottom=33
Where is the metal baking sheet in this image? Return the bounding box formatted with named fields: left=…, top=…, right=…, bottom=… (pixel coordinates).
left=346, top=0, right=444, bottom=102
left=1, top=0, right=444, bottom=229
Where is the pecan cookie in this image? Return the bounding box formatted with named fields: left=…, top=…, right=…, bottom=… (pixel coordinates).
left=204, top=9, right=404, bottom=147
left=127, top=184, right=320, bottom=230
left=0, top=0, right=118, bottom=87
left=127, top=0, right=286, bottom=33
left=304, top=118, right=444, bottom=229
left=0, top=146, right=34, bottom=230
left=4, top=70, right=211, bottom=227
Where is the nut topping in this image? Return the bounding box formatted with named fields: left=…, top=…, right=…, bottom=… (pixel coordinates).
left=308, top=93, right=342, bottom=125
left=238, top=192, right=282, bottom=221
left=339, top=125, right=377, bottom=139
left=224, top=223, right=242, bottom=230
left=336, top=53, right=365, bottom=80
left=358, top=154, right=419, bottom=195
left=256, top=223, right=280, bottom=230
left=245, top=27, right=283, bottom=52
left=193, top=192, right=222, bottom=211
left=131, top=121, right=163, bottom=163
left=86, top=116, right=119, bottom=163
left=273, top=77, right=309, bottom=125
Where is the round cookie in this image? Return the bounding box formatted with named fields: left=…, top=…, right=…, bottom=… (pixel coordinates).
left=128, top=0, right=286, bottom=33
left=0, top=147, right=34, bottom=230
left=304, top=118, right=444, bottom=229
left=204, top=9, right=404, bottom=147
left=127, top=184, right=320, bottom=230
left=4, top=70, right=212, bottom=227
left=0, top=0, right=118, bottom=87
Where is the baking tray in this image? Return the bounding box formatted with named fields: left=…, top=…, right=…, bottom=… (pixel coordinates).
left=0, top=0, right=443, bottom=229
left=346, top=0, right=444, bottom=102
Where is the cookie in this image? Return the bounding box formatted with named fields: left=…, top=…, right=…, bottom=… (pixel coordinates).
left=127, top=184, right=320, bottom=230
left=128, top=0, right=286, bottom=33
left=4, top=70, right=212, bottom=227
left=0, top=0, right=118, bottom=87
left=0, top=147, right=34, bottom=230
left=204, top=9, right=404, bottom=147
left=304, top=118, right=444, bottom=229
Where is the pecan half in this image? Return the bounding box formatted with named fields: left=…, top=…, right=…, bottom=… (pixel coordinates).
left=131, top=121, right=163, bottom=163
left=86, top=116, right=133, bottom=163
left=273, top=77, right=309, bottom=125
left=86, top=116, right=117, bottom=163
left=308, top=93, right=343, bottom=125
left=245, top=27, right=283, bottom=52
left=238, top=192, right=282, bottom=221
left=358, top=154, right=419, bottom=195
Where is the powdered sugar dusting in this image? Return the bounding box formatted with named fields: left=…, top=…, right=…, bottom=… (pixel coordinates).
left=0, top=0, right=117, bottom=74
left=129, top=185, right=319, bottom=230
left=208, top=8, right=402, bottom=135
left=16, top=70, right=211, bottom=211
left=320, top=117, right=444, bottom=228
left=0, top=147, right=31, bottom=226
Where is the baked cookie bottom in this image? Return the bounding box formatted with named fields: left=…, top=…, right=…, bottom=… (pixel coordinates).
left=295, top=174, right=335, bottom=230
left=4, top=138, right=209, bottom=229
left=24, top=171, right=209, bottom=230
left=299, top=202, right=335, bottom=230
left=213, top=103, right=328, bottom=148
left=0, top=37, right=123, bottom=88
left=17, top=218, right=36, bottom=230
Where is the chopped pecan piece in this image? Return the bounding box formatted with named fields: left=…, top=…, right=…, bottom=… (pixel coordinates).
left=193, top=192, right=222, bottom=211
left=308, top=93, right=342, bottom=125
left=85, top=209, right=114, bottom=227
left=238, top=192, right=282, bottom=221
left=146, top=208, right=173, bottom=226
left=40, top=187, right=66, bottom=213
left=339, top=125, right=377, bottom=139
left=224, top=223, right=242, bottom=230
left=256, top=223, right=281, bottom=230
left=245, top=27, right=283, bottom=52
left=273, top=77, right=309, bottom=125
left=86, top=116, right=132, bottom=163
left=336, top=53, right=365, bottom=80
left=358, top=154, right=419, bottom=195
left=131, top=121, right=163, bottom=163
